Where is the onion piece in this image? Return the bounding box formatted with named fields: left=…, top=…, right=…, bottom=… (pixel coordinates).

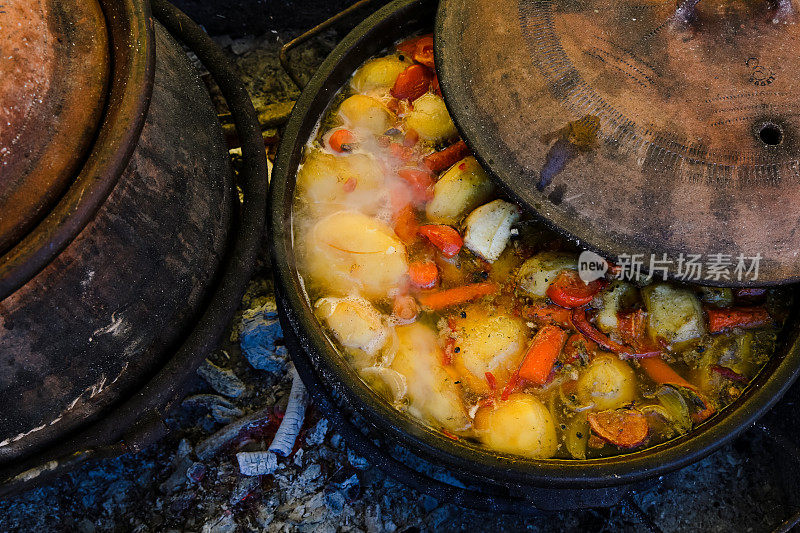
left=361, top=366, right=408, bottom=403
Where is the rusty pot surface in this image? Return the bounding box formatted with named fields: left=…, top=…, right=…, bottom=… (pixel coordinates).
left=0, top=0, right=109, bottom=254
left=0, top=1, right=233, bottom=464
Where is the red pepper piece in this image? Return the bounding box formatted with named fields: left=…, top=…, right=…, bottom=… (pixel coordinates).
left=391, top=64, right=433, bottom=102
left=413, top=35, right=435, bottom=68
left=422, top=140, right=470, bottom=173
left=588, top=409, right=649, bottom=449
left=562, top=332, right=598, bottom=364
left=485, top=371, right=497, bottom=392
left=397, top=168, right=434, bottom=202
left=710, top=364, right=749, bottom=384
left=571, top=307, right=660, bottom=359
left=419, top=224, right=463, bottom=257
left=546, top=270, right=605, bottom=308
left=706, top=306, right=772, bottom=333
left=403, top=128, right=419, bottom=147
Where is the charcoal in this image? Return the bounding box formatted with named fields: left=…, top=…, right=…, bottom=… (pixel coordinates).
left=236, top=451, right=278, bottom=477
left=240, top=302, right=285, bottom=373
left=196, top=360, right=246, bottom=398
left=305, top=418, right=329, bottom=446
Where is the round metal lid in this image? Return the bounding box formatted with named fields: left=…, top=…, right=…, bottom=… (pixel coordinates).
left=436, top=0, right=800, bottom=285
left=0, top=0, right=109, bottom=254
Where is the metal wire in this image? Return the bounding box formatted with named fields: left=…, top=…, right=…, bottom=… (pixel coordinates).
left=279, top=0, right=380, bottom=88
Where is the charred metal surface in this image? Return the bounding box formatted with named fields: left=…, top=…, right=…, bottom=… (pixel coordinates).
left=0, top=24, right=233, bottom=463
left=0, top=0, right=109, bottom=254
left=437, top=0, right=800, bottom=284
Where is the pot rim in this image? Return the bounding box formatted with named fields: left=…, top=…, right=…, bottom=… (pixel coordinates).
left=0, top=0, right=155, bottom=300
left=269, top=0, right=800, bottom=488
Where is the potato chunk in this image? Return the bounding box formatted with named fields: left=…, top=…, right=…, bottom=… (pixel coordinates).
left=390, top=323, right=470, bottom=432
left=338, top=94, right=395, bottom=135
left=426, top=156, right=494, bottom=224
left=315, top=297, right=388, bottom=360
left=405, top=93, right=458, bottom=141
left=642, top=283, right=706, bottom=345
left=576, top=355, right=636, bottom=411
left=474, top=393, right=558, bottom=458
left=351, top=55, right=412, bottom=94
left=463, top=200, right=522, bottom=263
left=516, top=252, right=578, bottom=298
left=595, top=281, right=638, bottom=333
left=451, top=304, right=528, bottom=394
left=297, top=151, right=385, bottom=215
left=306, top=211, right=408, bottom=299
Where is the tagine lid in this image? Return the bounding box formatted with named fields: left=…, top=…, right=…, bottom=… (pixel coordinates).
left=0, top=0, right=109, bottom=254
left=436, top=0, right=800, bottom=285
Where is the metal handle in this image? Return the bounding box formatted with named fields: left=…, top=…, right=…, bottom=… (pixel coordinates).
left=279, top=0, right=381, bottom=89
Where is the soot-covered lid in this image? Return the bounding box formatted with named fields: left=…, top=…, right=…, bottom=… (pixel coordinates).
left=436, top=0, right=800, bottom=285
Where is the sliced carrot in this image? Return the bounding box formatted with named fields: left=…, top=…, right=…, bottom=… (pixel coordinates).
left=517, top=325, right=568, bottom=385
left=391, top=64, right=433, bottom=102
left=413, top=35, right=435, bottom=68
left=639, top=357, right=696, bottom=391
left=408, top=261, right=439, bottom=289
left=394, top=204, right=419, bottom=244
left=419, top=224, right=463, bottom=257
left=706, top=306, right=771, bottom=333
left=417, top=282, right=499, bottom=310
left=546, top=270, right=604, bottom=308
left=422, top=140, right=470, bottom=173
left=397, top=168, right=434, bottom=202
left=393, top=294, right=418, bottom=321
left=522, top=303, right=574, bottom=329
left=328, top=129, right=355, bottom=153
left=588, top=410, right=649, bottom=449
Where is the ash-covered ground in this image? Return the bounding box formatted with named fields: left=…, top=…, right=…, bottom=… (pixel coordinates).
left=1, top=21, right=799, bottom=533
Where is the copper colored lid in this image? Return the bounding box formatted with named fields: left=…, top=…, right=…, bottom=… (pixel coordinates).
left=0, top=0, right=109, bottom=253
left=437, top=0, right=800, bottom=285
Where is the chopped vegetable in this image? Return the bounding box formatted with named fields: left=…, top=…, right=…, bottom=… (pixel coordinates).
left=595, top=281, right=637, bottom=333
left=328, top=129, right=355, bottom=152
left=516, top=252, right=578, bottom=298
left=562, top=332, right=598, bottom=364
left=417, top=282, right=499, bottom=310
left=391, top=64, right=433, bottom=102
left=706, top=306, right=771, bottom=333
left=393, top=294, right=418, bottom=322
left=419, top=224, right=463, bottom=257
left=588, top=409, right=648, bottom=448
left=699, top=286, right=733, bottom=307
left=571, top=307, right=627, bottom=353
left=396, top=34, right=425, bottom=57
left=518, top=325, right=568, bottom=385
left=397, top=168, right=434, bottom=202
left=408, top=261, right=440, bottom=289
left=522, top=303, right=574, bottom=329
left=423, top=140, right=470, bottom=173
left=709, top=364, right=749, bottom=384
left=642, top=283, right=706, bottom=345
left=426, top=156, right=495, bottom=224
left=412, top=35, right=435, bottom=68
left=394, top=204, right=419, bottom=244
left=639, top=357, right=696, bottom=391
left=463, top=200, right=522, bottom=263
left=546, top=269, right=605, bottom=308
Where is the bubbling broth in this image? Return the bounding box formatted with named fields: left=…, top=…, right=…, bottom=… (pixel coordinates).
left=291, top=33, right=792, bottom=459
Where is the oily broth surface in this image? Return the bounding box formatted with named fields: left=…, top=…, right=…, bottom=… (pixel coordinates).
left=290, top=35, right=791, bottom=460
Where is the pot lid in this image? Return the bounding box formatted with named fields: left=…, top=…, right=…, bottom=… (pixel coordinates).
left=436, top=0, right=800, bottom=285
left=0, top=0, right=109, bottom=254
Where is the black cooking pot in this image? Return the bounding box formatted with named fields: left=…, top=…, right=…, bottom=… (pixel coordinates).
left=269, top=0, right=800, bottom=499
